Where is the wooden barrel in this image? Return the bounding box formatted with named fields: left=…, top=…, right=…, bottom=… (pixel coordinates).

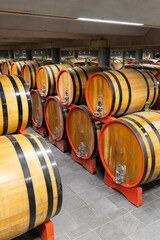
left=85, top=69, right=159, bottom=119
left=125, top=64, right=160, bottom=83
left=98, top=110, right=160, bottom=187
left=11, top=60, right=36, bottom=75
left=1, top=59, right=14, bottom=75
left=0, top=133, right=62, bottom=240
left=135, top=59, right=157, bottom=64
left=0, top=75, right=32, bottom=134
left=66, top=105, right=103, bottom=159
left=36, top=64, right=73, bottom=98
left=30, top=90, right=45, bottom=128
left=21, top=62, right=50, bottom=90
left=44, top=96, right=68, bottom=141
left=111, top=62, right=123, bottom=70
left=1, top=59, right=15, bottom=74
left=57, top=66, right=109, bottom=106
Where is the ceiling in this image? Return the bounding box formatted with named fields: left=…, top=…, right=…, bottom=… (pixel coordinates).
left=0, top=0, right=160, bottom=50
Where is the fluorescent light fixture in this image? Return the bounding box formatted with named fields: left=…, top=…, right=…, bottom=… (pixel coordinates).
left=77, top=17, right=144, bottom=26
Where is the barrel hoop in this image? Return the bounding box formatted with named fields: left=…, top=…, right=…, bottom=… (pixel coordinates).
left=27, top=64, right=33, bottom=89
left=66, top=69, right=76, bottom=104
left=6, top=62, right=10, bottom=74
left=18, top=62, right=23, bottom=74
left=0, top=82, right=8, bottom=134
left=80, top=106, right=97, bottom=157
left=144, top=71, right=157, bottom=106
left=132, top=113, right=160, bottom=143
left=71, top=68, right=82, bottom=104
left=30, top=64, right=37, bottom=88
left=119, top=119, right=148, bottom=184
left=116, top=70, right=131, bottom=115
left=16, top=75, right=32, bottom=128
left=33, top=134, right=62, bottom=217
left=147, top=71, right=160, bottom=104
left=77, top=66, right=89, bottom=80
left=123, top=116, right=155, bottom=183
left=44, top=66, right=51, bottom=95
left=111, top=63, right=115, bottom=70
left=47, top=65, right=56, bottom=95
left=102, top=72, right=115, bottom=113
left=134, top=70, right=149, bottom=110
left=23, top=134, right=54, bottom=220
left=6, top=135, right=36, bottom=230
left=108, top=71, right=122, bottom=116
left=54, top=64, right=60, bottom=72
left=7, top=75, right=23, bottom=130
left=15, top=62, right=20, bottom=75
left=54, top=96, right=66, bottom=139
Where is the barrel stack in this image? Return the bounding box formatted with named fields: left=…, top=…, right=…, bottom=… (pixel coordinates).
left=85, top=67, right=160, bottom=206
left=0, top=71, right=62, bottom=239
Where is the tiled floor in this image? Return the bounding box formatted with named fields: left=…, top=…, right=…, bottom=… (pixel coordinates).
left=15, top=128, right=160, bottom=240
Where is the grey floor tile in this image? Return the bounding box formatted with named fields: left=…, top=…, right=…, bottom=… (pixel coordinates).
left=147, top=198, right=160, bottom=210
left=67, top=223, right=92, bottom=240
left=113, top=212, right=145, bottom=236
left=88, top=215, right=111, bottom=229
left=107, top=207, right=128, bottom=220
left=95, top=221, right=127, bottom=240
left=78, top=187, right=104, bottom=205
left=131, top=206, right=160, bottom=225
left=69, top=206, right=101, bottom=225
left=55, top=233, right=71, bottom=240
left=75, top=231, right=102, bottom=240
left=63, top=192, right=86, bottom=213
left=52, top=212, right=77, bottom=238
left=148, top=219, right=160, bottom=236
left=89, top=197, right=118, bottom=216
left=130, top=227, right=160, bottom=240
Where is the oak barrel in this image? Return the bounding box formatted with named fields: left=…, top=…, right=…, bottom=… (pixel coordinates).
left=36, top=64, right=73, bottom=98
left=57, top=66, right=109, bottom=106
left=11, top=60, right=37, bottom=75
left=66, top=105, right=103, bottom=159
left=44, top=96, right=68, bottom=141
left=30, top=90, right=45, bottom=128
left=111, top=62, right=123, bottom=70
left=0, top=75, right=32, bottom=134
left=2, top=59, right=15, bottom=74
left=98, top=110, right=160, bottom=187
left=85, top=69, right=159, bottom=119
left=0, top=133, right=62, bottom=240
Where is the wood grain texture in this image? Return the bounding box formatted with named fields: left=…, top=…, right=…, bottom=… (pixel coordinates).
left=0, top=75, right=32, bottom=135
left=36, top=64, right=73, bottom=97
left=99, top=110, right=160, bottom=187
left=31, top=90, right=44, bottom=128
left=57, top=66, right=108, bottom=106
left=44, top=96, right=67, bottom=141
left=86, top=69, right=159, bottom=119
left=0, top=133, right=62, bottom=240
left=66, top=105, right=103, bottom=159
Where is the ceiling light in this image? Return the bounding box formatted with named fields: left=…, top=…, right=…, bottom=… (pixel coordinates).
left=77, top=18, right=144, bottom=26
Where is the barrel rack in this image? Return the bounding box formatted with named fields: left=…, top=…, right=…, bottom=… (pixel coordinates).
left=104, top=171, right=142, bottom=207
left=49, top=134, right=68, bottom=153
left=32, top=124, right=48, bottom=138
left=19, top=129, right=55, bottom=239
